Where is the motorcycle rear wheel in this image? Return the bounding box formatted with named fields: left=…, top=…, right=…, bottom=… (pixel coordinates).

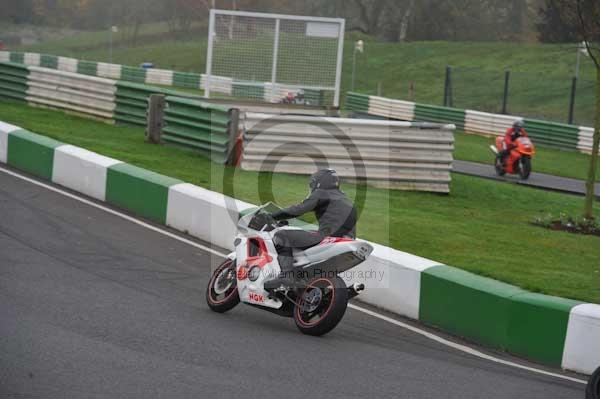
left=206, top=259, right=240, bottom=313
left=293, top=275, right=348, bottom=336
left=519, top=156, right=532, bottom=180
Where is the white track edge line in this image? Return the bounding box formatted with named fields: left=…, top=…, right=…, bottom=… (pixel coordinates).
left=0, top=166, right=587, bottom=385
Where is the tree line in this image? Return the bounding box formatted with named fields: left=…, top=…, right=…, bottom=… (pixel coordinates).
left=1, top=0, right=599, bottom=43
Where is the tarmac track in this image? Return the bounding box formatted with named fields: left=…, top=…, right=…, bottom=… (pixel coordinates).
left=0, top=168, right=585, bottom=399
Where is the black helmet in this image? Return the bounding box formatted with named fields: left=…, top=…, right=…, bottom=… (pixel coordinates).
left=513, top=120, right=524, bottom=130
left=309, top=169, right=340, bottom=192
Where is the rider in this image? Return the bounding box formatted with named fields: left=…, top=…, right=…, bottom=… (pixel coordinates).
left=267, top=169, right=357, bottom=286
left=499, top=120, right=528, bottom=164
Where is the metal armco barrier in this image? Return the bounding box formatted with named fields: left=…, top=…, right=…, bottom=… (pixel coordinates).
left=163, top=96, right=240, bottom=164
left=0, top=62, right=29, bottom=101
left=0, top=63, right=241, bottom=164
left=26, top=66, right=116, bottom=119
left=242, top=113, right=455, bottom=193
left=346, top=91, right=597, bottom=156
left=0, top=51, right=328, bottom=106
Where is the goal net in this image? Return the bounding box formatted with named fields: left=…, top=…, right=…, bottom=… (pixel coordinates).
left=205, top=9, right=345, bottom=107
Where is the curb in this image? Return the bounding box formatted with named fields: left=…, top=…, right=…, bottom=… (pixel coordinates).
left=0, top=120, right=598, bottom=375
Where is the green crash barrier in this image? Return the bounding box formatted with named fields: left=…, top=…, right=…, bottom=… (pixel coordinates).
left=163, top=96, right=235, bottom=164
left=232, top=84, right=264, bottom=100
left=414, top=103, right=465, bottom=131
left=419, top=265, right=581, bottom=366
left=40, top=54, right=59, bottom=69
left=9, top=52, right=24, bottom=64
left=77, top=60, right=98, bottom=76
left=0, top=62, right=30, bottom=101
left=121, top=66, right=147, bottom=84
left=7, top=130, right=63, bottom=180
left=346, top=92, right=371, bottom=113
left=523, top=119, right=580, bottom=150
left=419, top=265, right=524, bottom=349
left=105, top=163, right=182, bottom=224
left=507, top=293, right=580, bottom=366
left=114, top=81, right=188, bottom=126
left=173, top=72, right=201, bottom=89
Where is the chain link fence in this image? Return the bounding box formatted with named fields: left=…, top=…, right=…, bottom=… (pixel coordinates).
left=449, top=67, right=596, bottom=127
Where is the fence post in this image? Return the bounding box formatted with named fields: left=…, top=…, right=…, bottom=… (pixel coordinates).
left=146, top=94, right=165, bottom=144
left=443, top=66, right=453, bottom=107
left=502, top=70, right=510, bottom=114
left=225, top=108, right=241, bottom=166
left=568, top=76, right=577, bottom=125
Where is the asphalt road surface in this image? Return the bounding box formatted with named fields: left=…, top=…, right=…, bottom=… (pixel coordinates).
left=0, top=168, right=585, bottom=399
left=454, top=160, right=600, bottom=197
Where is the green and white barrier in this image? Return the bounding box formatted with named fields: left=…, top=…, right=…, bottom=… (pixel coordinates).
left=347, top=92, right=598, bottom=156
left=0, top=62, right=240, bottom=163
left=0, top=119, right=598, bottom=374
left=0, top=51, right=331, bottom=105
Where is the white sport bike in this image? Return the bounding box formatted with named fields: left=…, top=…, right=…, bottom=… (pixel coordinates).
left=206, top=203, right=373, bottom=336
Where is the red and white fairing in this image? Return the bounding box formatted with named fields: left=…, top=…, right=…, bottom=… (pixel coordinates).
left=231, top=206, right=373, bottom=311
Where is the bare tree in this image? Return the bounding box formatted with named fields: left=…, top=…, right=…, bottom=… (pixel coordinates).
left=573, top=0, right=600, bottom=219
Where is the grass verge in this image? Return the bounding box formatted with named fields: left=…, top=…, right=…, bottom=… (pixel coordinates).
left=0, top=100, right=599, bottom=304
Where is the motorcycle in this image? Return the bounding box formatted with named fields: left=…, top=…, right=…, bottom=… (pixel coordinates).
left=206, top=203, right=373, bottom=336
left=489, top=135, right=536, bottom=180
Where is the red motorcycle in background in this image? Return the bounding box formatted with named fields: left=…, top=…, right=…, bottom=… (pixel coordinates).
left=490, top=135, right=536, bottom=180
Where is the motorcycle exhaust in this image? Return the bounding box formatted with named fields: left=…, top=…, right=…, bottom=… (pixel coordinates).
left=489, top=145, right=499, bottom=155
left=347, top=283, right=365, bottom=299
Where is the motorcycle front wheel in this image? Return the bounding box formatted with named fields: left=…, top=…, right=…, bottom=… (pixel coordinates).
left=293, top=275, right=348, bottom=336
left=494, top=157, right=506, bottom=176
left=206, top=259, right=240, bottom=313
left=587, top=366, right=600, bottom=399
left=519, top=156, right=532, bottom=180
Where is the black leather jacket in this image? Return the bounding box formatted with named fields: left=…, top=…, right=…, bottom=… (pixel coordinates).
left=271, top=189, right=357, bottom=238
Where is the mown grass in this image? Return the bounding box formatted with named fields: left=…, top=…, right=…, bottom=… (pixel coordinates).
left=15, top=30, right=597, bottom=126
left=454, top=132, right=600, bottom=181
left=1, top=99, right=599, bottom=304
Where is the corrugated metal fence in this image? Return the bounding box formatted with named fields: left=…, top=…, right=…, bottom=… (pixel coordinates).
left=242, top=113, right=455, bottom=193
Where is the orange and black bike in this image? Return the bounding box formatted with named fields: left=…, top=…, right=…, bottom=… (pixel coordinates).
left=490, top=135, right=536, bottom=180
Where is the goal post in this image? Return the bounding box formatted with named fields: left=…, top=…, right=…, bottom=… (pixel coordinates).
left=205, top=9, right=345, bottom=107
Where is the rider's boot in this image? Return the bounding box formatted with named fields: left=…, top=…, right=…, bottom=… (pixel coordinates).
left=264, top=255, right=297, bottom=290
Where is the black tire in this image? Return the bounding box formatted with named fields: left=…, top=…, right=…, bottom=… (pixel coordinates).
left=519, top=156, right=532, bottom=180
left=494, top=157, right=506, bottom=176
left=293, top=275, right=348, bottom=336
left=586, top=366, right=600, bottom=399
left=206, top=259, right=240, bottom=313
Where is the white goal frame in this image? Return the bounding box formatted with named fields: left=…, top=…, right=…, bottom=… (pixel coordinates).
left=205, top=9, right=345, bottom=107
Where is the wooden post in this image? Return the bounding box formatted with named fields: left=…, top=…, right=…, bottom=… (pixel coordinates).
left=146, top=94, right=165, bottom=144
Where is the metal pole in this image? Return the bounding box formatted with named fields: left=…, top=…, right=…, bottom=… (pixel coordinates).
left=443, top=66, right=449, bottom=106
left=271, top=19, right=280, bottom=102
left=575, top=47, right=582, bottom=79
left=568, top=76, right=577, bottom=125
left=502, top=70, right=510, bottom=114
left=109, top=29, right=113, bottom=64
left=204, top=9, right=216, bottom=99
left=333, top=19, right=345, bottom=108
left=351, top=47, right=357, bottom=92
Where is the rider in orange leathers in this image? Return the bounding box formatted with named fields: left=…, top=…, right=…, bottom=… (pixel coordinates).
left=500, top=120, right=528, bottom=172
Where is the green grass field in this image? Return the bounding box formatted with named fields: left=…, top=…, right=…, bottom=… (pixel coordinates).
left=14, top=30, right=597, bottom=126
left=1, top=99, right=598, bottom=304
